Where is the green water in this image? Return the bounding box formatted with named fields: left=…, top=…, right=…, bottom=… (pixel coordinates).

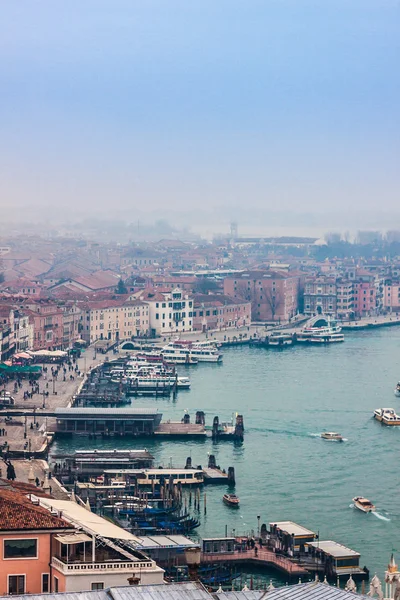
left=53, top=327, right=400, bottom=580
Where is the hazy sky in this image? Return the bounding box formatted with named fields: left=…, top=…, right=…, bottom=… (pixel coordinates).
left=1, top=0, right=399, bottom=218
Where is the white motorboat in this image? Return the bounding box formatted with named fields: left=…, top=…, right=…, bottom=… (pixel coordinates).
left=394, top=382, right=400, bottom=397
left=321, top=432, right=343, bottom=442
left=352, top=496, right=376, bottom=513
left=374, top=408, right=400, bottom=426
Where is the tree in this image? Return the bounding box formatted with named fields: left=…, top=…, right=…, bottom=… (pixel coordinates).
left=193, top=278, right=219, bottom=294
left=236, top=280, right=259, bottom=320
left=265, top=288, right=282, bottom=321
left=115, top=279, right=128, bottom=294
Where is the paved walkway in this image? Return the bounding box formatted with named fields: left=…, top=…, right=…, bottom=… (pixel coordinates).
left=0, top=348, right=101, bottom=454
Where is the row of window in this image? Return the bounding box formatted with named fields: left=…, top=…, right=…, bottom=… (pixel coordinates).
left=7, top=574, right=104, bottom=594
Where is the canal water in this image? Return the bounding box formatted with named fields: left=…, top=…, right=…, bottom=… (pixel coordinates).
left=53, top=327, right=400, bottom=581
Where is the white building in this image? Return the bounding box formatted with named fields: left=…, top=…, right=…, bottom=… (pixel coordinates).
left=82, top=300, right=150, bottom=344
left=135, top=288, right=194, bottom=337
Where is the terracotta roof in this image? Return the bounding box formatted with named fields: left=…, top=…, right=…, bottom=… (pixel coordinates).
left=0, top=488, right=69, bottom=531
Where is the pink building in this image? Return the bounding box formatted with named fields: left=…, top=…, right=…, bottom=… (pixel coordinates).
left=224, top=271, right=299, bottom=322
left=25, top=303, right=64, bottom=350
left=383, top=280, right=400, bottom=312
left=192, top=294, right=251, bottom=331
left=353, top=281, right=376, bottom=316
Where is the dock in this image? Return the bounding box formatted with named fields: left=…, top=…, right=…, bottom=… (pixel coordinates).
left=201, top=548, right=308, bottom=578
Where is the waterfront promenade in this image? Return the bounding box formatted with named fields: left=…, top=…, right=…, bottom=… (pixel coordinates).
left=0, top=350, right=98, bottom=456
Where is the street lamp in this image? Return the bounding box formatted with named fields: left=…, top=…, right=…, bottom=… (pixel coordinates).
left=42, top=390, right=46, bottom=409
left=257, top=515, right=261, bottom=538
left=52, top=378, right=56, bottom=395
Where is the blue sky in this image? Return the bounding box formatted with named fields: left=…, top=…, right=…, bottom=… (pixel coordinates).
left=0, top=0, right=399, bottom=218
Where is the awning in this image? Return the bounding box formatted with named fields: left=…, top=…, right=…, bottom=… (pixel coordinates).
left=54, top=533, right=92, bottom=544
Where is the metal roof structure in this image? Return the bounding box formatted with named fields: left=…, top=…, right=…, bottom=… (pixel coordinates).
left=111, top=582, right=210, bottom=600
left=216, top=582, right=369, bottom=600
left=55, top=407, right=160, bottom=416
left=39, top=498, right=141, bottom=542
left=269, top=521, right=316, bottom=537
left=307, top=541, right=360, bottom=558
left=0, top=581, right=370, bottom=600
left=136, top=535, right=200, bottom=549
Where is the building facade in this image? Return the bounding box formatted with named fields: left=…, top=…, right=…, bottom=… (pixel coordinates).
left=224, top=271, right=299, bottom=322
left=303, top=277, right=337, bottom=316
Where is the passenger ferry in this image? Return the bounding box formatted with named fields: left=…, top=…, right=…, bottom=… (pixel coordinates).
left=296, top=316, right=344, bottom=344
left=160, top=342, right=198, bottom=364
left=164, top=340, right=222, bottom=363
left=190, top=341, right=223, bottom=362
left=105, top=468, right=204, bottom=486
left=374, top=408, right=400, bottom=426
left=268, top=333, right=293, bottom=347
left=126, top=368, right=191, bottom=390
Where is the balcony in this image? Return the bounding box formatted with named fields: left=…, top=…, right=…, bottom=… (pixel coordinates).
left=52, top=555, right=152, bottom=574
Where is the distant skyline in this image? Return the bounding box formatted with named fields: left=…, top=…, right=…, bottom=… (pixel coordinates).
left=1, top=0, right=399, bottom=219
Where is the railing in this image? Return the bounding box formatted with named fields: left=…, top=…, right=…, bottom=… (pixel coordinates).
left=52, top=556, right=152, bottom=573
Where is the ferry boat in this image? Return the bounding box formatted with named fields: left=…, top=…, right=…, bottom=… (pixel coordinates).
left=321, top=432, right=343, bottom=442
left=394, top=382, right=400, bottom=397
left=296, top=316, right=344, bottom=344
left=268, top=333, right=293, bottom=347
left=166, top=340, right=223, bottom=363
left=374, top=408, right=400, bottom=426
left=223, top=493, right=240, bottom=508
left=160, top=342, right=198, bottom=365
left=106, top=468, right=204, bottom=486
left=352, top=496, right=376, bottom=513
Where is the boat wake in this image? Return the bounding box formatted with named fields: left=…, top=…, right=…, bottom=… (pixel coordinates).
left=349, top=504, right=391, bottom=521
left=372, top=512, right=391, bottom=522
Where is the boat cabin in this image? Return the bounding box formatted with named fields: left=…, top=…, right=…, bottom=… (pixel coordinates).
left=268, top=521, right=317, bottom=554
left=202, top=537, right=236, bottom=554
left=307, top=540, right=362, bottom=577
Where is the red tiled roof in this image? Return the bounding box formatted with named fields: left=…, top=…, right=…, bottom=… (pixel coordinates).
left=0, top=488, right=69, bottom=531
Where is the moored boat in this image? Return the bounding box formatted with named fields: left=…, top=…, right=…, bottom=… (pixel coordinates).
left=352, top=496, right=376, bottom=513
left=223, top=493, right=240, bottom=508
left=321, top=432, right=343, bottom=442
left=394, top=382, right=400, bottom=397
left=268, top=333, right=293, bottom=347
left=296, top=315, right=344, bottom=344
left=374, top=408, right=400, bottom=426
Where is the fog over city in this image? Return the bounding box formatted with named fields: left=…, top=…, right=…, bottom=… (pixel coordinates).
left=1, top=0, right=399, bottom=237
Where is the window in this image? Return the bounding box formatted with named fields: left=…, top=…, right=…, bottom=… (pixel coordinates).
left=42, top=574, right=49, bottom=593
left=4, top=538, right=37, bottom=559
left=91, top=583, right=104, bottom=591
left=156, top=313, right=159, bottom=320
left=54, top=577, right=59, bottom=593
left=8, top=575, right=25, bottom=595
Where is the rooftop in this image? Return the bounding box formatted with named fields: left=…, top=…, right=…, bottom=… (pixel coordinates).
left=269, top=521, right=316, bottom=537
left=39, top=498, right=141, bottom=542
left=0, top=488, right=69, bottom=531
left=307, top=540, right=360, bottom=558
